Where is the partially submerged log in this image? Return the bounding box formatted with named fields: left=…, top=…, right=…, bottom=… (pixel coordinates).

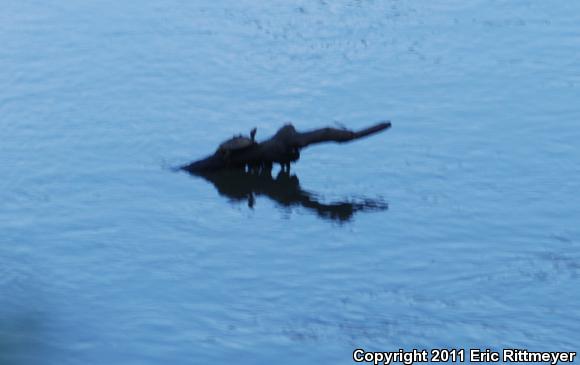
left=181, top=121, right=391, bottom=173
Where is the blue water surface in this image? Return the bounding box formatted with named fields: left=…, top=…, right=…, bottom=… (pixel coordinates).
left=1, top=1, right=579, bottom=364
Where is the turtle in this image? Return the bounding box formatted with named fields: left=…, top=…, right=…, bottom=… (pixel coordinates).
left=216, top=128, right=257, bottom=163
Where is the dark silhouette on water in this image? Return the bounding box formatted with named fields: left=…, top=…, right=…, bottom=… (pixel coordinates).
left=181, top=121, right=391, bottom=173
left=189, top=169, right=388, bottom=222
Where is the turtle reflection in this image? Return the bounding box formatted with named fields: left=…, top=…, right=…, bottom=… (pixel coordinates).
left=191, top=169, right=388, bottom=222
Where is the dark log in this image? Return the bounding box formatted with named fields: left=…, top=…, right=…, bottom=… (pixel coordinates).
left=181, top=121, right=391, bottom=173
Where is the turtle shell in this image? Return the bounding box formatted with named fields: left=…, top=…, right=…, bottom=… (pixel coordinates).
left=217, top=135, right=255, bottom=154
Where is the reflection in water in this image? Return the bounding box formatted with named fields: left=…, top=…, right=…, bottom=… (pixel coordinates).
left=189, top=169, right=387, bottom=222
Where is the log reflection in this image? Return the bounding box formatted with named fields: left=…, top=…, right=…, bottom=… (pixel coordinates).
left=189, top=169, right=387, bottom=222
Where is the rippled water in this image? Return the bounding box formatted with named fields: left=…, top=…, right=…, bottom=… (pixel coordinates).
left=1, top=1, right=579, bottom=364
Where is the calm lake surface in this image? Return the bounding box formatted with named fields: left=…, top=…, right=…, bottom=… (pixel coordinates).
left=1, top=1, right=579, bottom=364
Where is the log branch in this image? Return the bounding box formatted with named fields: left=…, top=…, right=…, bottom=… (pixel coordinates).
left=294, top=122, right=391, bottom=148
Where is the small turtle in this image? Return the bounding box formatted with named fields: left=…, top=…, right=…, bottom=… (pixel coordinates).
left=216, top=128, right=257, bottom=162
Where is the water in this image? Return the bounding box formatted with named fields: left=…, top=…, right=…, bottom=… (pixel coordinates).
left=1, top=1, right=579, bottom=364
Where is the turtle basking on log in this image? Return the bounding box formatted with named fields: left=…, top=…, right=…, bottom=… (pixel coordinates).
left=216, top=127, right=257, bottom=164
left=181, top=121, right=391, bottom=174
